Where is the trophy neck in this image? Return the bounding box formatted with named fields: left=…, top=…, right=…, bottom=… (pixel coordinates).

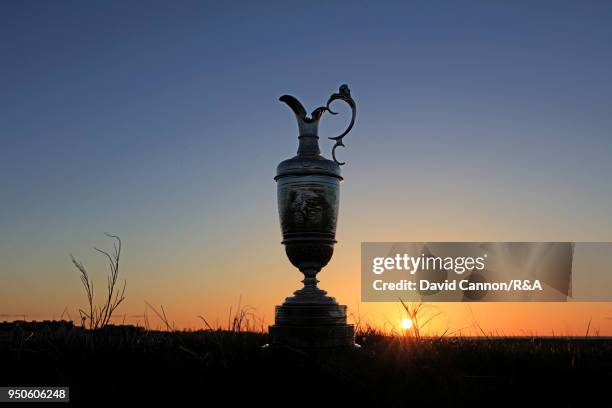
left=297, top=134, right=320, bottom=156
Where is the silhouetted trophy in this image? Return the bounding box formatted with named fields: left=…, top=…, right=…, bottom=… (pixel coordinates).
left=269, top=85, right=357, bottom=348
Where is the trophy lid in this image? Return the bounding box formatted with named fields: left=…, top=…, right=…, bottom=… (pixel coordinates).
left=275, top=154, right=342, bottom=180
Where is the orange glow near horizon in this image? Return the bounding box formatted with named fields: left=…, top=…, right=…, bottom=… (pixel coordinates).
left=4, top=288, right=612, bottom=336
left=3, top=224, right=612, bottom=336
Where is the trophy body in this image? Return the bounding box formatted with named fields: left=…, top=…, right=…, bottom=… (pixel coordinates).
left=269, top=85, right=356, bottom=348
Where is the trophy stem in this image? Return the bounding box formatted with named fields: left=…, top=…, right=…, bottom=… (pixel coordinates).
left=295, top=269, right=327, bottom=299
left=302, top=275, right=322, bottom=292
left=284, top=268, right=332, bottom=304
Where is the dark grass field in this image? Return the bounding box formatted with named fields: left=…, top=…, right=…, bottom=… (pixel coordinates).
left=2, top=321, right=612, bottom=406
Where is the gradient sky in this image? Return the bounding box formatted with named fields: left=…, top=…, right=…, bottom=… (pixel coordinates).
left=2, top=1, right=612, bottom=334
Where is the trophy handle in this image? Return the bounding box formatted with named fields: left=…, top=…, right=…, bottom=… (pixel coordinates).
left=325, top=84, right=356, bottom=166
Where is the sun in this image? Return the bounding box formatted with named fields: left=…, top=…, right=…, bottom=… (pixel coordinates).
left=400, top=318, right=413, bottom=330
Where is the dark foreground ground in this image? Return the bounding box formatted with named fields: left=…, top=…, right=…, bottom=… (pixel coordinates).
left=1, top=321, right=611, bottom=407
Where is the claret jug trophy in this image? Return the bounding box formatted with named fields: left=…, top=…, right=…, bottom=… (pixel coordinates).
left=269, top=85, right=357, bottom=348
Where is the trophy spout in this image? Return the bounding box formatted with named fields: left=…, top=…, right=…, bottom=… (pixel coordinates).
left=279, top=95, right=326, bottom=156
left=279, top=95, right=307, bottom=122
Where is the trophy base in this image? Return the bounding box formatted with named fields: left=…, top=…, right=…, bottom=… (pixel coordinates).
left=269, top=303, right=356, bottom=348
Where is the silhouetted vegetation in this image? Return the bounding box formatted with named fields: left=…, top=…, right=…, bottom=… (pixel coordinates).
left=1, top=320, right=611, bottom=406
left=70, top=233, right=126, bottom=330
